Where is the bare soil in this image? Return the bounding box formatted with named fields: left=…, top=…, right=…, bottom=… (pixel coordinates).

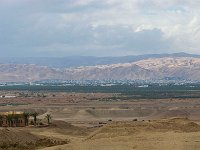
left=0, top=92, right=199, bottom=149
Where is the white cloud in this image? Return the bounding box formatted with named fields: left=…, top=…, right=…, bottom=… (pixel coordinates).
left=0, top=0, right=200, bottom=56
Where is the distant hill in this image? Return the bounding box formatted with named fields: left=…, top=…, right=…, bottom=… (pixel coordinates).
left=61, top=56, right=200, bottom=81
left=1, top=53, right=200, bottom=82
left=0, top=52, right=199, bottom=68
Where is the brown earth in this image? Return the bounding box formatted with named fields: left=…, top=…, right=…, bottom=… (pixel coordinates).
left=37, top=118, right=200, bottom=150
left=2, top=117, right=197, bottom=150
left=0, top=128, right=70, bottom=150
left=0, top=92, right=199, bottom=149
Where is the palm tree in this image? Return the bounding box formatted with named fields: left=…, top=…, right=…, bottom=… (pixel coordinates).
left=6, top=114, right=13, bottom=127
left=12, top=114, right=20, bottom=127
left=23, top=112, right=30, bottom=126
left=45, top=114, right=52, bottom=124
left=0, top=115, right=3, bottom=126
left=31, top=112, right=39, bottom=126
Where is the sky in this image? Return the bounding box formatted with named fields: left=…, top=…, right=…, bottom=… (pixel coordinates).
left=0, top=0, right=200, bottom=57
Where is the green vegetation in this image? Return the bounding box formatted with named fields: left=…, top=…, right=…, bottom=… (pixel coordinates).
left=23, top=112, right=30, bottom=126
left=1, top=84, right=200, bottom=99
left=31, top=112, right=39, bottom=126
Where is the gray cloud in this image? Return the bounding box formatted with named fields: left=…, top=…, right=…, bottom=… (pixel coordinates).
left=0, top=0, right=199, bottom=57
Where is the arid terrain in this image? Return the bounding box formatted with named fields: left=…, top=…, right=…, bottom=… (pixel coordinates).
left=0, top=91, right=199, bottom=149
left=1, top=0, right=200, bottom=148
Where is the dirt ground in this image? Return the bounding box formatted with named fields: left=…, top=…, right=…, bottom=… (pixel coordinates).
left=36, top=118, right=200, bottom=150
left=0, top=92, right=199, bottom=149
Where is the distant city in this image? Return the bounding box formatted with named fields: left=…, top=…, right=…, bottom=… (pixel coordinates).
left=0, top=79, right=199, bottom=87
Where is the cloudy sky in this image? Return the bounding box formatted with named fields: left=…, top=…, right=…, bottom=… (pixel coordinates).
left=0, top=0, right=200, bottom=57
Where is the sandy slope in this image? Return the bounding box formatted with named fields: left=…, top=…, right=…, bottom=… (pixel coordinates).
left=0, top=118, right=198, bottom=150
left=49, top=132, right=199, bottom=150
left=39, top=118, right=200, bottom=150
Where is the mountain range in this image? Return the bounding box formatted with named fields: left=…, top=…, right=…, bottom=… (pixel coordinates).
left=0, top=52, right=199, bottom=68
left=1, top=53, right=200, bottom=82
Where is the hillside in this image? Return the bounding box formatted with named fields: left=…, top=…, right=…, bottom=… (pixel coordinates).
left=1, top=55, right=200, bottom=82
left=63, top=56, right=200, bottom=81
left=0, top=53, right=198, bottom=68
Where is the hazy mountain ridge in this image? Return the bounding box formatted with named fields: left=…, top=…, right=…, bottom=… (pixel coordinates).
left=63, top=56, right=200, bottom=81
left=0, top=52, right=198, bottom=68
left=1, top=53, right=200, bottom=82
